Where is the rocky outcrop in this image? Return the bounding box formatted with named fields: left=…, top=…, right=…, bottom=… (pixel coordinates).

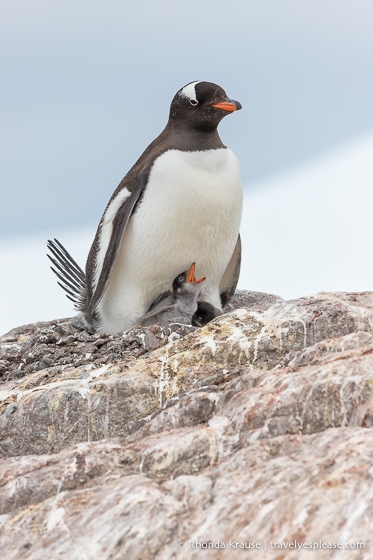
left=1, top=290, right=373, bottom=558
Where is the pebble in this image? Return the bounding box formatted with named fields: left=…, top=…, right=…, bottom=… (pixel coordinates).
left=0, top=315, right=196, bottom=383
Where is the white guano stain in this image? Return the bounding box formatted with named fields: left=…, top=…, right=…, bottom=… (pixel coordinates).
left=226, top=326, right=252, bottom=360
left=46, top=506, right=66, bottom=531
left=250, top=302, right=309, bottom=361
left=168, top=332, right=181, bottom=344
left=158, top=354, right=170, bottom=407
left=199, top=334, right=218, bottom=356
left=173, top=355, right=179, bottom=373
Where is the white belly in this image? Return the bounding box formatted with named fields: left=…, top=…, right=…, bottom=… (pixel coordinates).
left=98, top=148, right=242, bottom=333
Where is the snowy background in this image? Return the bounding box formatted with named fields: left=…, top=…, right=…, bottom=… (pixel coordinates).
left=1, top=1, right=373, bottom=334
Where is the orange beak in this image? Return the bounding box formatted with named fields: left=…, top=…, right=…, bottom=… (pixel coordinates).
left=186, top=262, right=206, bottom=283
left=210, top=98, right=242, bottom=112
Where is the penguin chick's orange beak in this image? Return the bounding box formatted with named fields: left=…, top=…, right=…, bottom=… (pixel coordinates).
left=210, top=98, right=242, bottom=112
left=186, top=263, right=206, bottom=283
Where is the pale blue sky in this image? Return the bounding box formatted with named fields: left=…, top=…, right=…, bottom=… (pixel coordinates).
left=1, top=0, right=373, bottom=238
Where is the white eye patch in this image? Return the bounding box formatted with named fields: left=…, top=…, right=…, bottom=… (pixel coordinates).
left=179, top=81, right=201, bottom=103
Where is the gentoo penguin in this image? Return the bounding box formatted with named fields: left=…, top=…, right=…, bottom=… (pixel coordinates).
left=192, top=301, right=222, bottom=327
left=139, top=263, right=205, bottom=327
left=48, top=81, right=243, bottom=334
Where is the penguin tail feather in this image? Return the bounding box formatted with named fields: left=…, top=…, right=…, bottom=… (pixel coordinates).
left=47, top=238, right=87, bottom=311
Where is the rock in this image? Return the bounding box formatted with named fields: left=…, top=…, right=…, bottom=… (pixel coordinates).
left=144, top=330, right=161, bottom=352
left=1, top=290, right=373, bottom=558
left=223, top=288, right=285, bottom=312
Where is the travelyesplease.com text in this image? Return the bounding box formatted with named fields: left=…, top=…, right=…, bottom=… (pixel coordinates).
left=176, top=540, right=365, bottom=551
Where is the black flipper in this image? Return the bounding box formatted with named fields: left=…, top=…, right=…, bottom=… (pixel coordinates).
left=86, top=180, right=146, bottom=323
left=219, top=234, right=242, bottom=307
left=47, top=238, right=87, bottom=310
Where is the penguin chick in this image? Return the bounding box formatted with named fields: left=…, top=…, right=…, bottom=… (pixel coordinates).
left=192, top=301, right=222, bottom=327
left=139, top=263, right=205, bottom=328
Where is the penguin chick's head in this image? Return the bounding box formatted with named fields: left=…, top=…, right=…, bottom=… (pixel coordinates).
left=172, top=262, right=206, bottom=298
left=169, top=81, right=242, bottom=132
left=192, top=301, right=222, bottom=327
